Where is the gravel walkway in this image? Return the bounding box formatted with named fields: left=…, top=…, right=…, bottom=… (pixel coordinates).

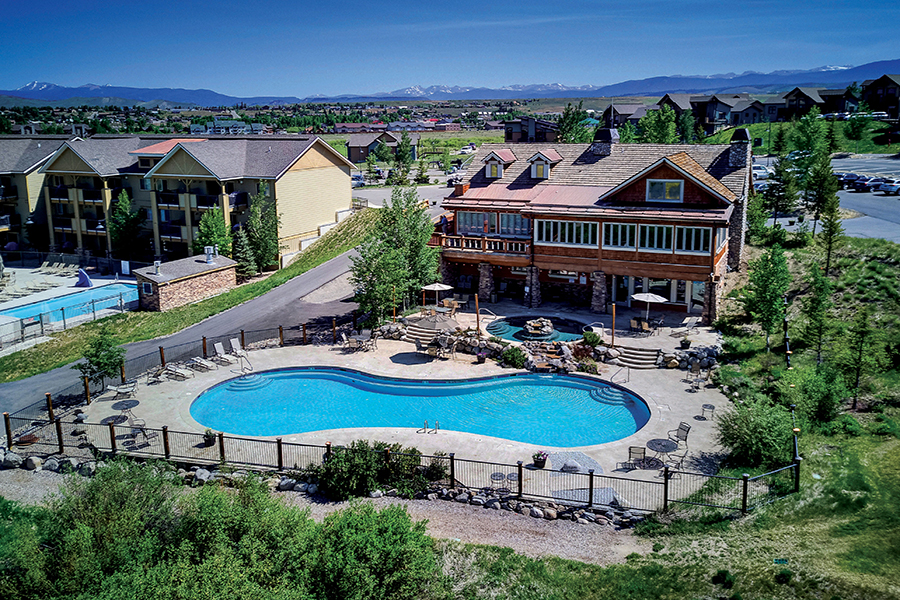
left=0, top=470, right=645, bottom=566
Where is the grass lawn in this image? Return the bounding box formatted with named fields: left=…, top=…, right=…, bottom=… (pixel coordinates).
left=704, top=120, right=900, bottom=155
left=0, top=209, right=379, bottom=383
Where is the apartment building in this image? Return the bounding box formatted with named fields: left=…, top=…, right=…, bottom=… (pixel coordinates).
left=433, top=128, right=752, bottom=324
left=37, top=135, right=353, bottom=262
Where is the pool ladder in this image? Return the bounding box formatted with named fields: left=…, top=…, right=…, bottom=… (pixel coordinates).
left=418, top=420, right=440, bottom=434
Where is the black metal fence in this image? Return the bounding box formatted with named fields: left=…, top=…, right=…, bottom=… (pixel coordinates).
left=0, top=250, right=153, bottom=276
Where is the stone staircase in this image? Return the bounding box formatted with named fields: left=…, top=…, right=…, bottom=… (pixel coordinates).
left=405, top=323, right=438, bottom=345
left=615, top=345, right=660, bottom=370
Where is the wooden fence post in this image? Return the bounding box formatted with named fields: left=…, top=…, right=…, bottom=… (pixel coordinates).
left=516, top=461, right=524, bottom=498
left=4, top=413, right=12, bottom=450
left=332, top=318, right=337, bottom=344
left=475, top=294, right=480, bottom=332
left=302, top=323, right=307, bottom=344
left=108, top=423, right=117, bottom=454
left=278, top=326, right=284, bottom=347
left=202, top=337, right=208, bottom=358
left=449, top=453, right=455, bottom=486
left=162, top=426, right=170, bottom=459
left=55, top=418, right=64, bottom=454
left=120, top=363, right=126, bottom=384
left=383, top=448, right=391, bottom=466
left=46, top=393, right=55, bottom=422
left=276, top=437, right=284, bottom=470
left=325, top=441, right=332, bottom=460
left=218, top=432, right=225, bottom=462
left=83, top=377, right=91, bottom=405
left=240, top=330, right=246, bottom=349
left=159, top=346, right=166, bottom=367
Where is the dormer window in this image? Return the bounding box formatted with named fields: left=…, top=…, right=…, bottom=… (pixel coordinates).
left=527, top=149, right=561, bottom=180
left=533, top=162, right=547, bottom=179
left=482, top=149, right=516, bottom=180
left=487, top=162, right=503, bottom=179
left=647, top=179, right=683, bottom=202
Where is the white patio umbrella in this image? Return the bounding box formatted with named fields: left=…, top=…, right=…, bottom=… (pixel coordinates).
left=422, top=282, right=454, bottom=305
left=631, top=292, right=669, bottom=321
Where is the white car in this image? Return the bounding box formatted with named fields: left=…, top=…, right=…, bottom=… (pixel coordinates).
left=752, top=164, right=774, bottom=180
left=877, top=179, right=900, bottom=195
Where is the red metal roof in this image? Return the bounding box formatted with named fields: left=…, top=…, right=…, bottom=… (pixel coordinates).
left=129, top=139, right=206, bottom=156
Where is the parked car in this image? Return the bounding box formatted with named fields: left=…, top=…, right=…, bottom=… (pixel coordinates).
left=752, top=164, right=773, bottom=180
left=851, top=177, right=887, bottom=192
left=879, top=180, right=900, bottom=195
left=351, top=173, right=366, bottom=188
left=753, top=181, right=771, bottom=193
left=835, top=172, right=860, bottom=189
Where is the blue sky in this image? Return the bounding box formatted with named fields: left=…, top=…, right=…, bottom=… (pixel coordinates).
left=1, top=0, right=897, bottom=98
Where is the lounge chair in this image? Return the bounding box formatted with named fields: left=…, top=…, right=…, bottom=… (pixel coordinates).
left=667, top=422, right=691, bottom=447
left=108, top=380, right=137, bottom=399
left=147, top=366, right=167, bottom=385
left=188, top=356, right=217, bottom=371
left=346, top=337, right=361, bottom=352
left=617, top=446, right=646, bottom=471
left=229, top=338, right=247, bottom=358
left=164, top=364, right=194, bottom=380
left=414, top=338, right=429, bottom=354
left=34, top=260, right=51, bottom=273
left=212, top=342, right=238, bottom=364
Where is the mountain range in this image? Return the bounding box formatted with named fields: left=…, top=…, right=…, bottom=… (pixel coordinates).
left=2, top=59, right=898, bottom=108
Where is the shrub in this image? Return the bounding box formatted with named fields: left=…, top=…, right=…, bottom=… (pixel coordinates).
left=320, top=440, right=382, bottom=500
left=501, top=345, right=527, bottom=369
left=582, top=331, right=601, bottom=347
left=716, top=400, right=793, bottom=467
left=572, top=344, right=594, bottom=359
left=774, top=568, right=793, bottom=584
left=712, top=569, right=736, bottom=588
left=577, top=359, right=599, bottom=374
left=819, top=414, right=864, bottom=437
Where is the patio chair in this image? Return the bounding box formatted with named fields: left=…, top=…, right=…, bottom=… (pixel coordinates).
left=212, top=342, right=238, bottom=364
left=108, top=380, right=137, bottom=399
left=617, top=446, right=646, bottom=471
left=229, top=338, right=248, bottom=358
left=640, top=321, right=653, bottom=337
left=147, top=366, right=167, bottom=385
left=414, top=338, right=429, bottom=355
left=346, top=337, right=361, bottom=352
left=629, top=319, right=640, bottom=333
left=664, top=446, right=688, bottom=471
left=188, top=356, right=217, bottom=371
left=339, top=332, right=350, bottom=348
left=164, top=364, right=194, bottom=380
left=667, top=422, right=691, bottom=447
left=418, top=307, right=428, bottom=318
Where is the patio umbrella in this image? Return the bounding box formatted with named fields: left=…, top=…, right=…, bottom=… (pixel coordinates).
left=422, top=282, right=453, bottom=305
left=630, top=292, right=669, bottom=321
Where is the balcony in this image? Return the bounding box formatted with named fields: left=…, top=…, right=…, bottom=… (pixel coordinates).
left=50, top=185, right=71, bottom=201
left=53, top=217, right=75, bottom=232
left=111, top=186, right=133, bottom=201
left=0, top=213, right=21, bottom=231
left=435, top=234, right=531, bottom=255
left=80, top=188, right=103, bottom=203
left=83, top=219, right=107, bottom=235
left=156, top=191, right=183, bottom=209
left=193, top=194, right=220, bottom=210
left=0, top=185, right=18, bottom=202
left=159, top=222, right=187, bottom=240
left=228, top=191, right=249, bottom=210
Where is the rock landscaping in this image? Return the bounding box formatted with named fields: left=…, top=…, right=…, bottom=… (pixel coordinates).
left=659, top=344, right=724, bottom=372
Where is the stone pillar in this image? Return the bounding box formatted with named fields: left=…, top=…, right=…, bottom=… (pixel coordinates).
left=101, top=180, right=113, bottom=255
left=71, top=187, right=83, bottom=252
left=590, top=271, right=607, bottom=313
left=524, top=266, right=541, bottom=308
left=478, top=262, right=494, bottom=301
left=702, top=275, right=721, bottom=325
left=439, top=256, right=457, bottom=287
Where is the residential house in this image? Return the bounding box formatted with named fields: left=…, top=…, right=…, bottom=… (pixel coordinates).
left=861, top=74, right=900, bottom=119
left=690, top=94, right=753, bottom=134
left=503, top=117, right=558, bottom=143
left=657, top=94, right=694, bottom=117
left=434, top=121, right=461, bottom=131
left=818, top=88, right=859, bottom=115
left=0, top=136, right=69, bottom=247
left=333, top=123, right=372, bottom=134
left=38, top=135, right=354, bottom=262
left=345, top=131, right=419, bottom=163
left=728, top=99, right=764, bottom=126
left=762, top=93, right=787, bottom=123
left=432, top=128, right=752, bottom=324
left=600, top=104, right=655, bottom=128
left=483, top=120, right=505, bottom=131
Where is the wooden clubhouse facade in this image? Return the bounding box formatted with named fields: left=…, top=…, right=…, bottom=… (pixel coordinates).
left=433, top=128, right=752, bottom=323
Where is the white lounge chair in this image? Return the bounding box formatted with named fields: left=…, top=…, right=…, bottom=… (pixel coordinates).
left=164, top=364, right=194, bottom=380
left=229, top=338, right=247, bottom=358
left=212, top=342, right=238, bottom=364
left=188, top=356, right=218, bottom=371
left=108, top=380, right=137, bottom=399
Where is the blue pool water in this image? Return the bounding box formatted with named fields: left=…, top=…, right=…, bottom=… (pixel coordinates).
left=486, top=316, right=588, bottom=343
left=190, top=368, right=650, bottom=447
left=0, top=283, right=138, bottom=322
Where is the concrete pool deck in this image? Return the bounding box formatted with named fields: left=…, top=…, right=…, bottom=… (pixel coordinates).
left=81, top=335, right=728, bottom=481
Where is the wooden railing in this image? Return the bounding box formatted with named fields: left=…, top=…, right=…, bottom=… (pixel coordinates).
left=432, top=234, right=530, bottom=255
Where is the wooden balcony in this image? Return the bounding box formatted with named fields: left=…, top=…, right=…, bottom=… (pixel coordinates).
left=156, top=191, right=183, bottom=209
left=434, top=234, right=532, bottom=266
left=0, top=185, right=18, bottom=202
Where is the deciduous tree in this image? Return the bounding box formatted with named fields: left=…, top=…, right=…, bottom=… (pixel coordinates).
left=71, top=327, right=125, bottom=391
left=801, top=263, right=832, bottom=364
left=745, top=244, right=791, bottom=350
left=637, top=104, right=678, bottom=144
left=763, top=158, right=798, bottom=226
left=805, top=152, right=839, bottom=235
left=107, top=190, right=146, bottom=260
left=246, top=184, right=281, bottom=272
left=192, top=207, right=232, bottom=257
left=843, top=108, right=870, bottom=154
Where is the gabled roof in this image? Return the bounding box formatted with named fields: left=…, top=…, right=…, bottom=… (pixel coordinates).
left=346, top=131, right=420, bottom=148
left=528, top=149, right=563, bottom=164
left=786, top=87, right=824, bottom=103
left=41, top=137, right=158, bottom=177
left=731, top=99, right=763, bottom=112
left=596, top=153, right=735, bottom=204
left=129, top=139, right=206, bottom=156
left=659, top=93, right=693, bottom=111
left=483, top=149, right=517, bottom=164
left=0, top=137, right=68, bottom=174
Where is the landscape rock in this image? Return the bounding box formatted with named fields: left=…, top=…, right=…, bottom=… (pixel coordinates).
left=455, top=493, right=469, bottom=503
left=560, top=460, right=582, bottom=473
left=78, top=461, right=97, bottom=477
left=470, top=496, right=486, bottom=506
left=518, top=505, right=531, bottom=516
left=606, top=348, right=621, bottom=359
left=24, top=456, right=42, bottom=471
left=2, top=452, right=23, bottom=469
left=43, top=457, right=60, bottom=472
left=58, top=458, right=79, bottom=473
left=278, top=477, right=297, bottom=491
left=529, top=507, right=544, bottom=519
left=485, top=498, right=501, bottom=510
left=194, top=468, right=212, bottom=484
left=368, top=490, right=383, bottom=498
left=543, top=508, right=558, bottom=520
left=385, top=488, right=398, bottom=497
left=426, top=493, right=438, bottom=501
left=293, top=482, right=309, bottom=492
left=307, top=484, right=318, bottom=494
left=577, top=518, right=590, bottom=525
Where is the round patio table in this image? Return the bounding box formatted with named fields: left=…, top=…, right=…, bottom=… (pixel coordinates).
left=647, top=438, right=678, bottom=459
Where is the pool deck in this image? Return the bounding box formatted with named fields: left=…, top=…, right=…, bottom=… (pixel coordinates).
left=81, top=332, right=727, bottom=481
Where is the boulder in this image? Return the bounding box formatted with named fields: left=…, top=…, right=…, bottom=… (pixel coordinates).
left=78, top=462, right=97, bottom=477
left=43, top=457, right=60, bottom=472
left=385, top=488, right=398, bottom=497
left=560, top=460, right=582, bottom=473
left=455, top=493, right=469, bottom=503
left=667, top=360, right=679, bottom=368
left=426, top=493, right=438, bottom=501
left=485, top=498, right=501, bottom=510
left=543, top=508, right=558, bottom=520
left=293, top=482, right=309, bottom=493
left=606, top=348, right=621, bottom=359
left=307, top=484, right=318, bottom=495
left=2, top=452, right=23, bottom=469
left=470, top=496, right=486, bottom=506
left=58, top=458, right=79, bottom=473
left=577, top=518, right=590, bottom=525
left=529, top=507, right=544, bottom=519
left=582, top=512, right=596, bottom=522
left=368, top=489, right=384, bottom=498
left=518, top=505, right=530, bottom=516
left=278, top=477, right=297, bottom=491
left=194, top=468, right=212, bottom=484
left=24, top=456, right=42, bottom=471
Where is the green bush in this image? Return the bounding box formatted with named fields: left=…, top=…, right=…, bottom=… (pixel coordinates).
left=712, top=568, right=736, bottom=588
left=501, top=345, right=527, bottom=369
left=577, top=359, right=599, bottom=374
left=319, top=440, right=442, bottom=500
left=582, top=331, right=601, bottom=347
left=775, top=568, right=793, bottom=584
left=716, top=400, right=794, bottom=467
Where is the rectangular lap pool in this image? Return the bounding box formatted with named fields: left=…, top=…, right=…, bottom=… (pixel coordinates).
left=0, top=283, right=138, bottom=323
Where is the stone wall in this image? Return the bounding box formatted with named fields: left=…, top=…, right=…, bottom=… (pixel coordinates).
left=524, top=266, right=541, bottom=308
left=477, top=262, right=494, bottom=300
left=142, top=267, right=236, bottom=312
left=590, top=271, right=607, bottom=313
left=728, top=139, right=750, bottom=271
left=439, top=256, right=458, bottom=288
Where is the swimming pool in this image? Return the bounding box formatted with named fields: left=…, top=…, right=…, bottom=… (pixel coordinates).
left=0, top=283, right=138, bottom=322
left=190, top=368, right=650, bottom=447
left=485, top=316, right=588, bottom=343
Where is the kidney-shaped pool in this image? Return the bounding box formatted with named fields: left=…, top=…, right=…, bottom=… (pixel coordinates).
left=190, top=368, right=651, bottom=447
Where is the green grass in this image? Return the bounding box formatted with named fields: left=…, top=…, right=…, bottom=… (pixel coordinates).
left=0, top=209, right=379, bottom=383
left=704, top=120, right=900, bottom=155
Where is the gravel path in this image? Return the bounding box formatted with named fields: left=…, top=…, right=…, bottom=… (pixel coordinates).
left=0, top=470, right=645, bottom=566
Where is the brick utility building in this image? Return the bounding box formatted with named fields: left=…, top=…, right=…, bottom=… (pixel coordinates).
left=432, top=128, right=752, bottom=324
left=134, top=251, right=236, bottom=311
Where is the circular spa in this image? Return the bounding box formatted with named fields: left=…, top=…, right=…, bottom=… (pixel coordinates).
left=485, top=316, right=589, bottom=343
left=190, top=368, right=650, bottom=447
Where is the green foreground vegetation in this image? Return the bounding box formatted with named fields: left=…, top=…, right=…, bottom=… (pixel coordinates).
left=705, top=119, right=899, bottom=155
left=0, top=209, right=379, bottom=383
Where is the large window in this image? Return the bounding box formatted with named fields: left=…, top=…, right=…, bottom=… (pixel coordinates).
left=535, top=220, right=598, bottom=246
left=499, top=213, right=530, bottom=236
left=639, top=225, right=673, bottom=251
left=603, top=223, right=636, bottom=249
left=716, top=226, right=728, bottom=250
left=646, top=179, right=683, bottom=202
left=457, top=211, right=496, bottom=235
left=675, top=226, right=712, bottom=253
left=487, top=163, right=502, bottom=178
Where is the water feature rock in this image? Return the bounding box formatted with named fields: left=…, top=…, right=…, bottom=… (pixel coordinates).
left=368, top=490, right=383, bottom=498
left=293, top=482, right=309, bottom=492
left=529, top=507, right=544, bottom=519
left=560, top=460, right=582, bottom=473
left=194, top=468, right=212, bottom=484
left=24, top=456, right=42, bottom=471
left=2, top=452, right=22, bottom=469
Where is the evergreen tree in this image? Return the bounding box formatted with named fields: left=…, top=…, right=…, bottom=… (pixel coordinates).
left=745, top=244, right=791, bottom=350
left=763, top=157, right=798, bottom=226
left=393, top=131, right=414, bottom=175
left=676, top=111, right=696, bottom=143
left=840, top=306, right=878, bottom=410
left=373, top=141, right=392, bottom=163
left=771, top=124, right=788, bottom=156
left=350, top=187, right=439, bottom=325
left=819, top=190, right=843, bottom=276
left=557, top=101, right=593, bottom=143
left=792, top=107, right=826, bottom=208
left=746, top=191, right=770, bottom=244
left=107, top=190, right=146, bottom=260
left=231, top=227, right=257, bottom=278
left=802, top=263, right=832, bottom=364
left=365, top=153, right=379, bottom=182
left=617, top=122, right=637, bottom=143
left=246, top=184, right=281, bottom=272
left=637, top=104, right=678, bottom=144
left=440, top=148, right=452, bottom=171
left=825, top=120, right=840, bottom=154
left=843, top=108, right=870, bottom=154
left=192, top=207, right=232, bottom=257
left=414, top=158, right=430, bottom=184
left=805, top=153, right=839, bottom=235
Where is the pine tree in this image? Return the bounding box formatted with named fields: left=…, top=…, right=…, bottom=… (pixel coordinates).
left=746, top=191, right=770, bottom=244
left=745, top=244, right=791, bottom=351
left=365, top=153, right=378, bottom=182
left=107, top=190, right=146, bottom=260
left=842, top=306, right=876, bottom=410
left=763, top=157, right=798, bottom=226
left=819, top=189, right=843, bottom=276
left=843, top=108, right=870, bottom=154
left=231, top=227, right=257, bottom=278
left=802, top=263, right=832, bottom=364
left=676, top=111, right=696, bottom=143
left=617, top=122, right=637, bottom=143
left=557, top=101, right=593, bottom=143
left=192, top=207, right=232, bottom=257
left=414, top=158, right=430, bottom=184
left=805, top=153, right=839, bottom=235
left=246, top=184, right=281, bottom=272
left=772, top=124, right=787, bottom=156
left=825, top=120, right=840, bottom=154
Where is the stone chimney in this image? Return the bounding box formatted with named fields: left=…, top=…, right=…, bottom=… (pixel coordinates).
left=590, top=128, right=619, bottom=156
left=729, top=128, right=751, bottom=168
left=454, top=183, right=470, bottom=196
